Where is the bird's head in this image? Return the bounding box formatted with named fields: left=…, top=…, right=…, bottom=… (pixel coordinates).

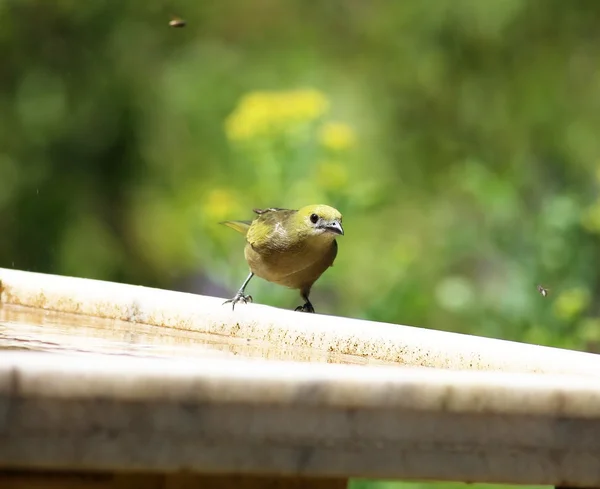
left=295, top=204, right=344, bottom=238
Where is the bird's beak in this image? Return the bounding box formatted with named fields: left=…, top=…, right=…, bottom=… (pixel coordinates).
left=325, top=219, right=344, bottom=236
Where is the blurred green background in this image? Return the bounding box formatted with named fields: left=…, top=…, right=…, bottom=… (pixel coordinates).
left=1, top=1, right=599, bottom=487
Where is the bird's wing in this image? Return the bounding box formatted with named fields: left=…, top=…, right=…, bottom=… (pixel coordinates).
left=253, top=207, right=288, bottom=215
left=220, top=220, right=253, bottom=235
left=247, top=208, right=296, bottom=249
left=221, top=208, right=294, bottom=241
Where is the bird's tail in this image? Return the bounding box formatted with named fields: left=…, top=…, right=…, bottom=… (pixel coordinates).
left=220, top=220, right=252, bottom=235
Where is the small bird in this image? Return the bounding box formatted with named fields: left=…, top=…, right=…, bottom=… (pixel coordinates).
left=221, top=205, right=344, bottom=313
left=537, top=284, right=549, bottom=297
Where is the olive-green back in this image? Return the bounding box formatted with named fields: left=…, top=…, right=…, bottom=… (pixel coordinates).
left=221, top=208, right=296, bottom=248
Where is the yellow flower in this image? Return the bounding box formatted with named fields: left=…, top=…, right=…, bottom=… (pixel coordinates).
left=319, top=122, right=356, bottom=151
left=281, top=89, right=329, bottom=123
left=225, top=92, right=272, bottom=141
left=225, top=89, right=330, bottom=142
left=317, top=160, right=348, bottom=190
left=203, top=188, right=240, bottom=221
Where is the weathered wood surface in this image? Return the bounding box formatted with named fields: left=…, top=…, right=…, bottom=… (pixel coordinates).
left=2, top=268, right=600, bottom=488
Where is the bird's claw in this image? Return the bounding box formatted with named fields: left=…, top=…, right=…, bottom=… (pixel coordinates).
left=295, top=302, right=315, bottom=313
left=223, top=293, right=253, bottom=310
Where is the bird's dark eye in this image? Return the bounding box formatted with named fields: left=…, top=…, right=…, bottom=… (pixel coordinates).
left=310, top=213, right=319, bottom=224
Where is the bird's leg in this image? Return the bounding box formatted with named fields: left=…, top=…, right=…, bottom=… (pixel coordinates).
left=223, top=272, right=254, bottom=310
left=294, top=288, right=315, bottom=313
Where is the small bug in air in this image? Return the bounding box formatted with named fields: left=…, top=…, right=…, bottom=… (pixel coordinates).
left=169, top=17, right=186, bottom=28
left=537, top=285, right=549, bottom=297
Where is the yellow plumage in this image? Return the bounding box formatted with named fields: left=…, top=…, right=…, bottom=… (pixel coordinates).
left=221, top=204, right=344, bottom=312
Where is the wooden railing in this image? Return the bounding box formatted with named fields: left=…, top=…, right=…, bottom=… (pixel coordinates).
left=1, top=268, right=599, bottom=489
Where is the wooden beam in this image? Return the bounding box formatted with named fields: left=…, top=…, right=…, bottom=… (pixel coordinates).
left=2, top=268, right=600, bottom=486
left=0, top=471, right=348, bottom=489
left=1, top=268, right=600, bottom=376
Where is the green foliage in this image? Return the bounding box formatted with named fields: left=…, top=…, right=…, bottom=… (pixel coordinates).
left=2, top=0, right=600, bottom=340
left=1, top=2, right=599, bottom=486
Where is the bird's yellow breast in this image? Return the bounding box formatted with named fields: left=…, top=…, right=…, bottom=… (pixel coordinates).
left=244, top=236, right=337, bottom=290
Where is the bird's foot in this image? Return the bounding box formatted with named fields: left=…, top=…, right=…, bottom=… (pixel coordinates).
left=295, top=302, right=315, bottom=313
left=223, top=292, right=253, bottom=310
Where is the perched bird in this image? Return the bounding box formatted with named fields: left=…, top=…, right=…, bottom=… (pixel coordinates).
left=221, top=205, right=344, bottom=313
